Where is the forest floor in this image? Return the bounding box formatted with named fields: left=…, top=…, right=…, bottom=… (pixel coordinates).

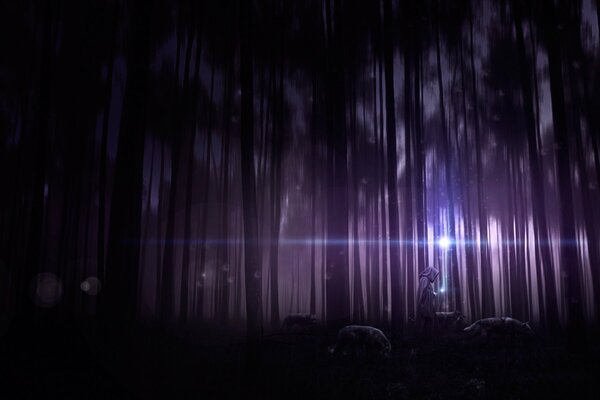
left=0, top=318, right=598, bottom=399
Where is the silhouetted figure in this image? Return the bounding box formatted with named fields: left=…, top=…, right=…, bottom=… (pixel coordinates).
left=417, top=266, right=439, bottom=336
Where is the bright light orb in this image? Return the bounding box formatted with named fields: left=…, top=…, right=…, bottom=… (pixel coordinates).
left=438, top=236, right=452, bottom=249
left=439, top=287, right=446, bottom=293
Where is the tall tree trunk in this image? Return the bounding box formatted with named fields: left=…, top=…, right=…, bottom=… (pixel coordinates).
left=216, top=121, right=231, bottom=323
left=196, top=61, right=216, bottom=319
left=155, top=140, right=166, bottom=315
left=597, top=0, right=600, bottom=39
left=564, top=1, right=600, bottom=318
left=468, top=0, right=494, bottom=317
left=325, top=0, right=350, bottom=325
left=383, top=0, right=403, bottom=334
left=526, top=10, right=548, bottom=323
left=240, top=0, right=263, bottom=352
left=269, top=42, right=284, bottom=329
left=403, top=32, right=415, bottom=320
left=459, top=42, right=479, bottom=319
left=102, top=0, right=151, bottom=322
left=434, top=1, right=461, bottom=310
left=413, top=24, right=427, bottom=285
left=179, top=117, right=196, bottom=323
left=350, top=82, right=364, bottom=323
left=98, top=4, right=118, bottom=287
left=140, top=138, right=156, bottom=310
left=514, top=1, right=560, bottom=327
left=542, top=0, right=585, bottom=347
left=180, top=10, right=205, bottom=322
left=15, top=0, right=52, bottom=320
left=310, top=79, right=318, bottom=316
left=160, top=5, right=195, bottom=320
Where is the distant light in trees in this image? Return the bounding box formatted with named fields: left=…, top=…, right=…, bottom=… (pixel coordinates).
left=438, top=236, right=452, bottom=249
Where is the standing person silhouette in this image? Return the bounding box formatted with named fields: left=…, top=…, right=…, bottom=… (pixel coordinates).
left=417, top=266, right=439, bottom=336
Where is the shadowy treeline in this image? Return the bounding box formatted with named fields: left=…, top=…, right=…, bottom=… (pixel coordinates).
left=1, top=0, right=600, bottom=343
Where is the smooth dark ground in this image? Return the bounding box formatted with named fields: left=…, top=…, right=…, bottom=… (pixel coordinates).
left=0, top=318, right=598, bottom=399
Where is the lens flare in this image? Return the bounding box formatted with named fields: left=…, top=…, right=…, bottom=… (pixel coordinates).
left=31, top=273, right=63, bottom=307
left=80, top=276, right=102, bottom=296
left=438, top=236, right=451, bottom=249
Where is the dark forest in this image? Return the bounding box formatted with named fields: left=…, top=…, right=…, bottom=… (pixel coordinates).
left=1, top=0, right=600, bottom=398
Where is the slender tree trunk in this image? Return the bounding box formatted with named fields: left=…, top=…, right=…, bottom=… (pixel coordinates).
left=564, top=2, right=600, bottom=318
left=179, top=116, right=196, bottom=323
left=310, top=79, right=318, bottom=316
left=468, top=1, right=494, bottom=317
left=543, top=0, right=585, bottom=346
left=514, top=0, right=560, bottom=329
left=98, top=4, right=118, bottom=287
left=378, top=49, right=389, bottom=326
left=527, top=11, right=548, bottom=323
left=413, top=26, right=427, bottom=282
left=160, top=5, right=195, bottom=320
left=597, top=0, right=600, bottom=39
left=350, top=82, right=364, bottom=323
left=269, top=43, right=284, bottom=329
left=325, top=0, right=350, bottom=325
left=102, top=0, right=151, bottom=322
left=179, top=9, right=205, bottom=322
left=217, top=120, right=231, bottom=323
left=240, top=0, right=263, bottom=353
left=383, top=0, right=403, bottom=334
left=459, top=42, right=479, bottom=319
left=15, top=0, right=52, bottom=320
left=434, top=2, right=461, bottom=310
left=403, top=34, right=415, bottom=320
left=155, top=140, right=165, bottom=315
left=139, top=138, right=156, bottom=311
left=196, top=62, right=216, bottom=319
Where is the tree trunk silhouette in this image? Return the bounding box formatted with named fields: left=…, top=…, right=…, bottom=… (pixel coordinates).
left=468, top=0, right=494, bottom=317
left=434, top=1, right=461, bottom=311
left=542, top=0, right=585, bottom=347
left=324, top=0, right=350, bottom=325
left=514, top=1, right=559, bottom=327
left=240, top=0, right=263, bottom=354
left=102, top=0, right=151, bottom=322
left=98, top=3, right=118, bottom=287
left=269, top=37, right=284, bottom=329
left=383, top=0, right=403, bottom=334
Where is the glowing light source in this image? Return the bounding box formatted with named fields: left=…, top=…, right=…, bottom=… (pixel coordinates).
left=438, top=236, right=451, bottom=249
left=439, top=287, right=445, bottom=293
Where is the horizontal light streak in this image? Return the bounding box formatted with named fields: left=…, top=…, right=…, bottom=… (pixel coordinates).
left=127, top=237, right=581, bottom=246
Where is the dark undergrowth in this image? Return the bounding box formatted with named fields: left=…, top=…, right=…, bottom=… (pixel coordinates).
left=0, top=318, right=598, bottom=399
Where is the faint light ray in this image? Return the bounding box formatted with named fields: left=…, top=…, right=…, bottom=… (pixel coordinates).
left=126, top=237, right=582, bottom=246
